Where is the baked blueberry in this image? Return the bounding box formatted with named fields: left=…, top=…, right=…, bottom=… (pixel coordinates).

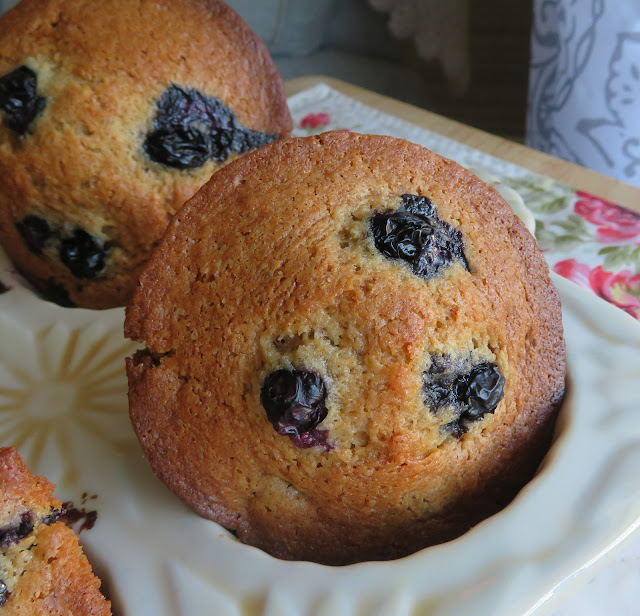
left=454, top=362, right=505, bottom=419
left=41, top=508, right=64, bottom=526
left=0, top=280, right=9, bottom=294
left=230, top=127, right=279, bottom=155
left=144, top=85, right=279, bottom=169
left=289, top=428, right=331, bottom=451
left=261, top=369, right=330, bottom=449
left=59, top=228, right=107, bottom=279
left=0, top=66, right=46, bottom=135
left=16, top=215, right=107, bottom=282
left=0, top=579, right=8, bottom=607
left=423, top=356, right=505, bottom=437
left=370, top=193, right=468, bottom=279
left=0, top=511, right=34, bottom=548
left=15, top=215, right=52, bottom=255
left=37, top=279, right=76, bottom=308
left=144, top=124, right=211, bottom=169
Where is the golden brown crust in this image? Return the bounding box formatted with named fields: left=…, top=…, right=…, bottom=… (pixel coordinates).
left=0, top=447, right=61, bottom=522
left=126, top=131, right=566, bottom=565
left=0, top=0, right=291, bottom=308
left=0, top=447, right=110, bottom=615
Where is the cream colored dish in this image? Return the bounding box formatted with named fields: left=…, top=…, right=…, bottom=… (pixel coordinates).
left=0, top=181, right=638, bottom=616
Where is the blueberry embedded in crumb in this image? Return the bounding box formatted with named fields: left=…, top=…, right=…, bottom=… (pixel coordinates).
left=144, top=85, right=279, bottom=169
left=59, top=228, right=107, bottom=279
left=230, top=127, right=279, bottom=155
left=144, top=86, right=228, bottom=168
left=0, top=511, right=34, bottom=548
left=289, top=428, right=331, bottom=451
left=0, top=280, right=9, bottom=294
left=16, top=214, right=108, bottom=283
left=262, top=369, right=327, bottom=435
left=41, top=507, right=64, bottom=525
left=0, top=66, right=46, bottom=135
left=37, top=279, right=76, bottom=308
left=144, top=124, right=211, bottom=170
left=0, top=579, right=9, bottom=607
left=422, top=356, right=505, bottom=438
left=15, top=215, right=52, bottom=255
left=454, top=362, right=505, bottom=420
left=16, top=511, right=34, bottom=540
left=441, top=419, right=467, bottom=439
left=401, top=193, right=437, bottom=218
left=370, top=193, right=468, bottom=279
left=261, top=369, right=331, bottom=450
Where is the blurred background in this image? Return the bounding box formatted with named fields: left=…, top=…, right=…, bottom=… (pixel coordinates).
left=228, top=0, right=531, bottom=143
left=227, top=0, right=639, bottom=189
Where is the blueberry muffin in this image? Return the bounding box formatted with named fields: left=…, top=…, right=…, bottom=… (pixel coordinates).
left=0, top=447, right=110, bottom=614
left=126, top=132, right=566, bottom=565
left=0, top=0, right=291, bottom=309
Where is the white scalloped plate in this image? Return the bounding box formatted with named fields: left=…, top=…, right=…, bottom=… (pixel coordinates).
left=1, top=189, right=639, bottom=616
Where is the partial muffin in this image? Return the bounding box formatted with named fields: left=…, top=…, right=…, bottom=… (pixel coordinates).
left=0, top=0, right=291, bottom=309
left=0, top=447, right=110, bottom=615
left=126, top=131, right=566, bottom=565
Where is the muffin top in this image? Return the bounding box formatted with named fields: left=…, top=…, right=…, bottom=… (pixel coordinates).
left=0, top=0, right=291, bottom=308
left=126, top=131, right=565, bottom=564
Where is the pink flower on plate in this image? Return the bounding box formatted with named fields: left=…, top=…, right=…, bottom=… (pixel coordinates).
left=300, top=112, right=331, bottom=129
left=573, top=190, right=640, bottom=244
left=554, top=258, right=640, bottom=319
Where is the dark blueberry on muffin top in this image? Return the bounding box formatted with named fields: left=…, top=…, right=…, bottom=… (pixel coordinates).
left=261, top=369, right=331, bottom=449
left=0, top=579, right=9, bottom=607
left=15, top=215, right=52, bottom=255
left=144, top=85, right=279, bottom=169
left=370, top=193, right=468, bottom=280
left=58, top=228, right=107, bottom=280
left=36, top=279, right=76, bottom=308
left=16, top=215, right=108, bottom=282
left=423, top=356, right=505, bottom=438
left=454, top=362, right=505, bottom=419
left=0, top=66, right=46, bottom=135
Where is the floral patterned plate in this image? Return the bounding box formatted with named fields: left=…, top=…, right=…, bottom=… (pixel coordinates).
left=1, top=176, right=640, bottom=615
